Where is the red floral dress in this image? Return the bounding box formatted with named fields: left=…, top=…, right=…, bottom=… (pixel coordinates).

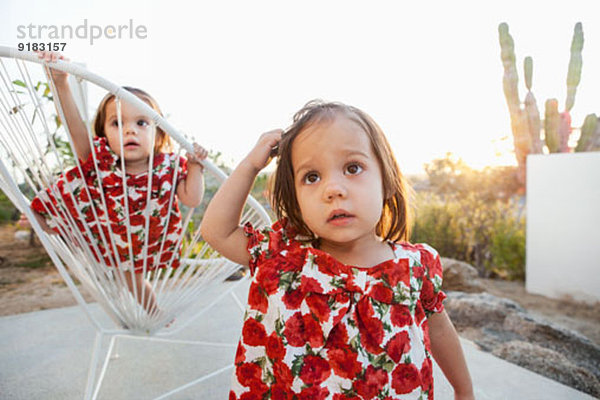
left=231, top=219, right=446, bottom=400
left=31, top=137, right=188, bottom=272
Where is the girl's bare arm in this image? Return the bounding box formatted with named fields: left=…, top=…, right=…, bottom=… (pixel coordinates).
left=37, top=52, right=91, bottom=161
left=177, top=143, right=208, bottom=208
left=428, top=310, right=475, bottom=399
left=200, top=130, right=282, bottom=266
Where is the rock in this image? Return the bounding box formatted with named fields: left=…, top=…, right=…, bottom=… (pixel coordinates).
left=445, top=291, right=600, bottom=397
left=441, top=257, right=485, bottom=293
left=445, top=291, right=524, bottom=329
left=492, top=340, right=600, bottom=398
left=503, top=312, right=600, bottom=376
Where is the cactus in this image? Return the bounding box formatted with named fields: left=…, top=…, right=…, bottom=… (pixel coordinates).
left=566, top=22, right=584, bottom=112
left=523, top=57, right=542, bottom=154
left=499, top=23, right=520, bottom=116
left=590, top=116, right=600, bottom=151
left=498, top=23, right=531, bottom=185
left=558, top=112, right=572, bottom=152
left=544, top=100, right=560, bottom=153
left=524, top=57, right=533, bottom=90
left=498, top=22, right=593, bottom=186
left=524, top=92, right=542, bottom=154
left=575, top=114, right=599, bottom=152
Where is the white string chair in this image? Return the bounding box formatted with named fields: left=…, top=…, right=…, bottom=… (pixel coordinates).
left=0, top=46, right=270, bottom=399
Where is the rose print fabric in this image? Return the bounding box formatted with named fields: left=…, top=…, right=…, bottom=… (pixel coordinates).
left=31, top=137, right=187, bottom=272
left=230, top=219, right=446, bottom=400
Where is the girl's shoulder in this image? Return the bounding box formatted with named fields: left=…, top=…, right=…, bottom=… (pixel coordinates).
left=392, top=241, right=440, bottom=258
left=90, top=136, right=111, bottom=154
left=390, top=241, right=442, bottom=272
left=245, top=218, right=304, bottom=243
left=244, top=218, right=309, bottom=274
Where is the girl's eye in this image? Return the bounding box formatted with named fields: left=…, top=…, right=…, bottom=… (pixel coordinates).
left=137, top=120, right=149, bottom=127
left=111, top=120, right=119, bottom=127
left=303, top=172, right=320, bottom=184
left=345, top=163, right=363, bottom=175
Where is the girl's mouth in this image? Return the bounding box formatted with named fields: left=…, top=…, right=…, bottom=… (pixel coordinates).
left=124, top=143, right=139, bottom=150
left=327, top=210, right=355, bottom=225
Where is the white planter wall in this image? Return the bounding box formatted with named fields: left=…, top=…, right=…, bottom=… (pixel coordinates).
left=526, top=152, right=600, bottom=304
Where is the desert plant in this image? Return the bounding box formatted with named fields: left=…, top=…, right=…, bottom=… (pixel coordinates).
left=411, top=192, right=525, bottom=280
left=498, top=22, right=600, bottom=186
left=0, top=191, right=19, bottom=222
left=412, top=155, right=526, bottom=279
left=489, top=215, right=526, bottom=280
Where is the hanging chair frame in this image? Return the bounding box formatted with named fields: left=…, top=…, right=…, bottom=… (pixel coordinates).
left=0, top=46, right=267, bottom=399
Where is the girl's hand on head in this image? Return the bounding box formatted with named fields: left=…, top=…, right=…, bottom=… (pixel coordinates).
left=244, top=129, right=283, bottom=173
left=35, top=51, right=69, bottom=82
left=187, top=143, right=209, bottom=169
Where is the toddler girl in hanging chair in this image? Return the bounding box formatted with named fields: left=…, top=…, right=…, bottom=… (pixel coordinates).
left=28, top=51, right=207, bottom=317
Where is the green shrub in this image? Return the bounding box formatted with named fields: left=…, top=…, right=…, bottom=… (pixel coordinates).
left=488, top=215, right=526, bottom=280
left=0, top=190, right=18, bottom=223
left=409, top=154, right=526, bottom=280
left=410, top=191, right=525, bottom=280
left=410, top=193, right=465, bottom=259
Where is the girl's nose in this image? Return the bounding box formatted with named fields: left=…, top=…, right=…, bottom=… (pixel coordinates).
left=124, top=122, right=138, bottom=135
left=323, top=179, right=347, bottom=201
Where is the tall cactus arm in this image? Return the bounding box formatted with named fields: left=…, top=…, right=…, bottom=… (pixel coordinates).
left=499, top=23, right=529, bottom=185
left=544, top=99, right=560, bottom=153
left=512, top=110, right=531, bottom=185
left=565, top=22, right=584, bottom=112
left=499, top=23, right=521, bottom=116
left=525, top=92, right=542, bottom=154
left=523, top=56, right=542, bottom=154
left=524, top=56, right=533, bottom=91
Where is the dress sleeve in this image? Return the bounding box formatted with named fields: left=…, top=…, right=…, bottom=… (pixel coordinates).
left=31, top=140, right=103, bottom=223
left=243, top=219, right=286, bottom=276
left=176, top=156, right=188, bottom=185
left=30, top=174, right=75, bottom=233
left=417, top=243, right=446, bottom=316
left=30, top=166, right=79, bottom=219
left=31, top=190, right=55, bottom=219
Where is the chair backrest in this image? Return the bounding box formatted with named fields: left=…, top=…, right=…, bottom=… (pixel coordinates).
left=0, top=47, right=270, bottom=334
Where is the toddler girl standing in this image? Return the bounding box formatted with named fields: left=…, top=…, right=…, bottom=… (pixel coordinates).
left=202, top=100, right=474, bottom=399
left=30, top=52, right=208, bottom=316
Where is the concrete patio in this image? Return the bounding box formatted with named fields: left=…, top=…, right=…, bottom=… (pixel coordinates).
left=0, top=280, right=595, bottom=399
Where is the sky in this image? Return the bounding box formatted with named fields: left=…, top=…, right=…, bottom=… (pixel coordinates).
left=2, top=0, right=598, bottom=174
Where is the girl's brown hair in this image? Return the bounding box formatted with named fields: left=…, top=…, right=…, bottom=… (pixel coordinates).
left=271, top=100, right=412, bottom=243
left=93, top=87, right=173, bottom=153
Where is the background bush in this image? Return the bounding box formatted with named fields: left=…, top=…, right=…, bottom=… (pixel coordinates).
left=0, top=191, right=19, bottom=223
left=409, top=154, right=525, bottom=280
